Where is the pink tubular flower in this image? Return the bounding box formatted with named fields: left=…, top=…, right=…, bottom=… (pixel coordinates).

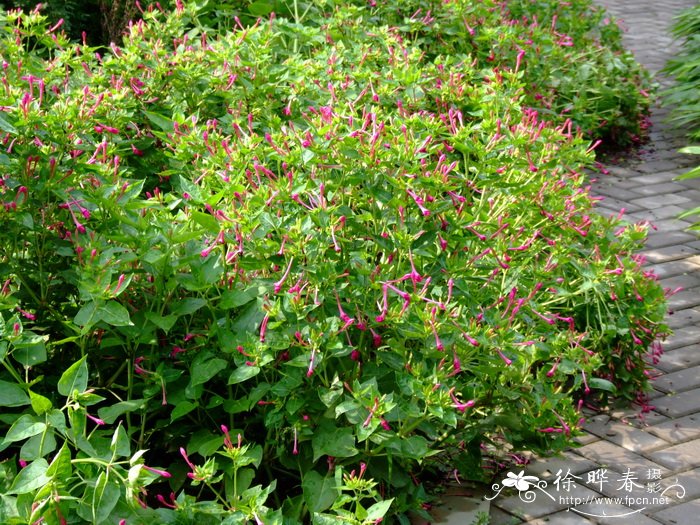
left=496, top=349, right=512, bottom=366
left=538, top=427, right=564, bottom=434
left=143, top=465, right=171, bottom=478
left=221, top=425, right=241, bottom=451
left=448, top=388, right=475, bottom=413
left=259, top=313, right=270, bottom=342
left=273, top=257, right=294, bottom=293
left=179, top=447, right=203, bottom=480
left=156, top=492, right=178, bottom=509
left=86, top=413, right=105, bottom=426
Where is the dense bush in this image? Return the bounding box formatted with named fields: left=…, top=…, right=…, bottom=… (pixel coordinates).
left=0, top=2, right=667, bottom=524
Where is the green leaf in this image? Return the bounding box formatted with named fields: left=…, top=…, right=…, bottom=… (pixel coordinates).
left=143, top=110, right=174, bottom=131
left=98, top=399, right=145, bottom=425
left=191, top=210, right=220, bottom=233
left=0, top=113, right=17, bottom=134
left=110, top=424, right=131, bottom=458
left=302, top=149, right=316, bottom=164
left=29, top=390, right=52, bottom=415
left=311, top=423, right=358, bottom=462
left=171, top=401, right=198, bottom=422
left=248, top=0, right=274, bottom=16
left=46, top=443, right=72, bottom=480
left=232, top=302, right=265, bottom=333
left=7, top=459, right=49, bottom=495
left=219, top=287, right=259, bottom=309
left=0, top=380, right=30, bottom=407
left=312, top=513, right=346, bottom=525
left=302, top=471, right=337, bottom=513
left=144, top=312, right=178, bottom=332
left=92, top=472, right=121, bottom=523
left=365, top=499, right=394, bottom=522
left=170, top=298, right=207, bottom=316
left=12, top=333, right=47, bottom=367
left=74, top=301, right=99, bottom=329
left=176, top=175, right=203, bottom=203
left=227, top=365, right=261, bottom=385
left=589, top=377, right=617, bottom=393
left=20, top=430, right=57, bottom=461
left=4, top=414, right=46, bottom=443
left=57, top=356, right=88, bottom=396
left=190, top=357, right=228, bottom=386
left=96, top=301, right=133, bottom=326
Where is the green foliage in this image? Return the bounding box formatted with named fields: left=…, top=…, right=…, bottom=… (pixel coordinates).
left=676, top=146, right=700, bottom=231
left=663, top=3, right=700, bottom=139
left=0, top=0, right=103, bottom=42
left=0, top=1, right=667, bottom=523
left=663, top=5, right=700, bottom=233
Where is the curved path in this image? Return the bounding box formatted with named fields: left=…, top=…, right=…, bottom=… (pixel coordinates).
left=488, top=1, right=700, bottom=523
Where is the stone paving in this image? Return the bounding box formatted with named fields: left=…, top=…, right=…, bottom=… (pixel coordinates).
left=487, top=0, right=700, bottom=524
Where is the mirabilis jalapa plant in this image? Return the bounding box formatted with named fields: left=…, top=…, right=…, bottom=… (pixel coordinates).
left=0, top=1, right=666, bottom=523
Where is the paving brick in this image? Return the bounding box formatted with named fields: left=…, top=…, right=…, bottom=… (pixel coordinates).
left=653, top=388, right=700, bottom=418
left=489, top=506, right=522, bottom=525
left=645, top=231, right=699, bottom=249
left=658, top=274, right=700, bottom=293
left=524, top=510, right=596, bottom=524
left=524, top=453, right=600, bottom=479
left=646, top=414, right=700, bottom=443
left=607, top=166, right=642, bottom=179
left=583, top=416, right=668, bottom=453
left=633, top=183, right=687, bottom=196
left=666, top=307, right=700, bottom=329
left=660, top=325, right=700, bottom=350
left=653, top=365, right=700, bottom=394
left=574, top=432, right=602, bottom=446
left=638, top=160, right=687, bottom=174
left=642, top=244, right=698, bottom=263
left=572, top=439, right=670, bottom=477
left=655, top=344, right=700, bottom=372
left=594, top=188, right=645, bottom=203
left=494, top=482, right=600, bottom=520
left=594, top=505, right=666, bottom=525
left=653, top=498, right=700, bottom=524
left=635, top=209, right=698, bottom=229
left=666, top=288, right=700, bottom=311
left=646, top=259, right=700, bottom=279
left=591, top=468, right=679, bottom=514
left=660, top=468, right=700, bottom=501
left=648, top=439, right=700, bottom=471
left=416, top=492, right=490, bottom=525
left=630, top=194, right=693, bottom=209
left=645, top=219, right=697, bottom=236
left=591, top=196, right=644, bottom=213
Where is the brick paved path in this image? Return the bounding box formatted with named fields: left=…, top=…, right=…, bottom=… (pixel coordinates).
left=489, top=1, right=700, bottom=523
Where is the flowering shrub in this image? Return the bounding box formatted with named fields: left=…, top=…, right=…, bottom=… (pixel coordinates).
left=0, top=2, right=667, bottom=523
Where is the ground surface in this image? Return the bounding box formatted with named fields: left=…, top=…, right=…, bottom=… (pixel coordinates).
left=486, top=0, right=700, bottom=523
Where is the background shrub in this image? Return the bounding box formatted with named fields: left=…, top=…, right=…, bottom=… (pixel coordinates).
left=663, top=2, right=700, bottom=139
left=662, top=5, right=700, bottom=235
